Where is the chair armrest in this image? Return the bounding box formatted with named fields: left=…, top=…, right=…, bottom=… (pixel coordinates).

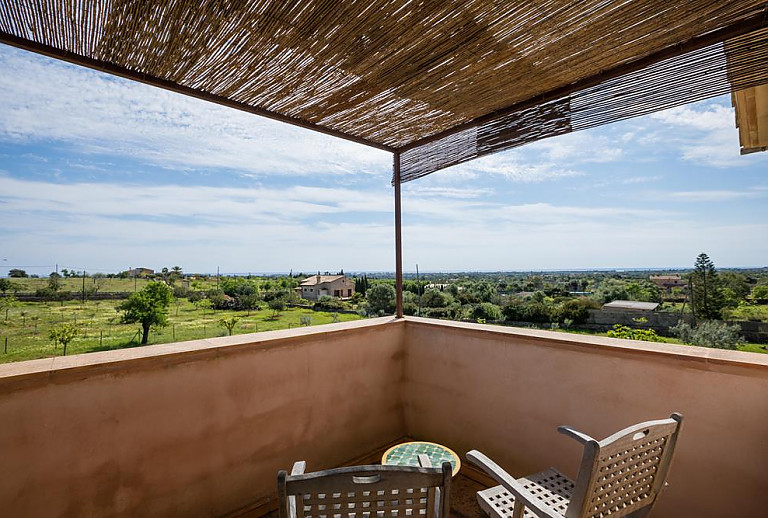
left=466, top=450, right=561, bottom=518
left=557, top=426, right=594, bottom=445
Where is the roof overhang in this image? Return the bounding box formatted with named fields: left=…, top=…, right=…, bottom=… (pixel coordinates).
left=1, top=1, right=767, bottom=181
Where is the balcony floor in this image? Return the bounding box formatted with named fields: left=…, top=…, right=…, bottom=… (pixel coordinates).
left=449, top=475, right=488, bottom=518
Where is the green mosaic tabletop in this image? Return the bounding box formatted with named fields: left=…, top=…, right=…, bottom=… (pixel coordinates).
left=382, top=441, right=461, bottom=476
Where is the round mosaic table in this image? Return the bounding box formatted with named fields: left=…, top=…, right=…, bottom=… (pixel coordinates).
left=381, top=441, right=461, bottom=477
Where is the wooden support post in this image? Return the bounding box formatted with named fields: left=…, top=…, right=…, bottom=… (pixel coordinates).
left=394, top=152, right=403, bottom=318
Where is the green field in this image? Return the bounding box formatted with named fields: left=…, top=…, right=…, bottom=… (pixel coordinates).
left=0, top=299, right=362, bottom=364
left=3, top=276, right=220, bottom=294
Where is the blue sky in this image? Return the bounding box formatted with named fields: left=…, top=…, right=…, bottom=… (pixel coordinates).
left=0, top=44, right=766, bottom=276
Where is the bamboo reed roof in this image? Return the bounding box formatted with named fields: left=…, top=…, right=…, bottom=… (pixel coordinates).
left=1, top=1, right=767, bottom=182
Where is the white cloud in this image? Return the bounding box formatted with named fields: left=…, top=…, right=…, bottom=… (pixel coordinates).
left=402, top=186, right=493, bottom=199
left=0, top=48, right=391, bottom=178
left=528, top=132, right=624, bottom=163
left=444, top=151, right=581, bottom=183
left=648, top=102, right=768, bottom=168
left=622, top=175, right=662, bottom=185
left=651, top=104, right=734, bottom=132
left=665, top=189, right=766, bottom=202
left=1, top=173, right=765, bottom=274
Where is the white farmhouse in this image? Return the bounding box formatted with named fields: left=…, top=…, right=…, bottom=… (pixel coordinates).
left=297, top=275, right=354, bottom=301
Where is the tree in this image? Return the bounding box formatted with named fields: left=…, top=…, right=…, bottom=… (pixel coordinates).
left=218, top=316, right=240, bottom=336
left=0, top=295, right=19, bottom=321
left=240, top=293, right=261, bottom=315
left=118, top=282, right=173, bottom=344
left=719, top=272, right=750, bottom=307
left=8, top=269, right=27, bottom=278
left=268, top=297, right=286, bottom=318
left=421, top=289, right=452, bottom=308
left=354, top=275, right=370, bottom=296
left=595, top=279, right=629, bottom=304
left=193, top=298, right=213, bottom=315
left=751, top=285, right=768, bottom=302
left=472, top=302, right=502, bottom=321
left=690, top=253, right=724, bottom=320
left=49, top=323, right=79, bottom=356
left=47, top=273, right=62, bottom=293
left=366, top=284, right=396, bottom=315
left=0, top=278, right=12, bottom=294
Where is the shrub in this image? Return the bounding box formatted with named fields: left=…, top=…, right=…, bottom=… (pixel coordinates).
left=366, top=284, right=396, bottom=315
left=523, top=302, right=552, bottom=323
left=313, top=295, right=349, bottom=312
left=187, top=291, right=203, bottom=303
left=421, top=289, right=452, bottom=308
left=751, top=285, right=768, bottom=302
left=502, top=299, right=526, bottom=321
left=209, top=293, right=237, bottom=310
left=607, top=324, right=663, bottom=342
left=402, top=301, right=419, bottom=316
left=670, top=320, right=743, bottom=350
left=554, top=298, right=595, bottom=324
left=173, top=286, right=191, bottom=298
left=472, top=302, right=502, bottom=322
left=220, top=278, right=259, bottom=298
left=422, top=307, right=456, bottom=319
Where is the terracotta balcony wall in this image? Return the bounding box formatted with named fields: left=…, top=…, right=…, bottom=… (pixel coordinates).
left=1, top=317, right=767, bottom=517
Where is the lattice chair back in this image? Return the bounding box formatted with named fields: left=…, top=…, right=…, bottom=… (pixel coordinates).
left=565, top=413, right=683, bottom=518
left=278, top=461, right=452, bottom=518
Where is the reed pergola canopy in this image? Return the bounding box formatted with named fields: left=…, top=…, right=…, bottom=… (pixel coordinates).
left=1, top=1, right=767, bottom=182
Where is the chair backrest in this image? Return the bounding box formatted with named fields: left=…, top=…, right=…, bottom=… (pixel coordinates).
left=566, top=413, right=683, bottom=518
left=278, top=462, right=452, bottom=518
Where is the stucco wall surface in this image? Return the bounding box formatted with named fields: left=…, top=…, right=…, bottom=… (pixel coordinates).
left=0, top=318, right=405, bottom=517
left=3, top=316, right=768, bottom=518
left=402, top=317, right=768, bottom=518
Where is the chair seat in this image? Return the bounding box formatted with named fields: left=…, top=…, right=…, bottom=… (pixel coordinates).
left=477, top=468, right=575, bottom=518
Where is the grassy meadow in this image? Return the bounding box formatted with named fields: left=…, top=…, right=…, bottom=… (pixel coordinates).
left=0, top=298, right=362, bottom=364
left=5, top=276, right=220, bottom=294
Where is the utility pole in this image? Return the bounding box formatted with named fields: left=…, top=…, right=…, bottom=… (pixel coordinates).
left=416, top=264, right=421, bottom=317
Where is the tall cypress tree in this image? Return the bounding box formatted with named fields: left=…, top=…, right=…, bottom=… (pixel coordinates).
left=690, top=253, right=724, bottom=320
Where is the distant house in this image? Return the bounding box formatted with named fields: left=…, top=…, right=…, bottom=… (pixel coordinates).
left=602, top=300, right=659, bottom=312
left=297, top=275, right=354, bottom=301
left=649, top=275, right=686, bottom=291
left=125, top=268, right=154, bottom=277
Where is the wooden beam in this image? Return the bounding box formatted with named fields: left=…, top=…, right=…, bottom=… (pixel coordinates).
left=399, top=12, right=768, bottom=153
left=0, top=31, right=396, bottom=153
